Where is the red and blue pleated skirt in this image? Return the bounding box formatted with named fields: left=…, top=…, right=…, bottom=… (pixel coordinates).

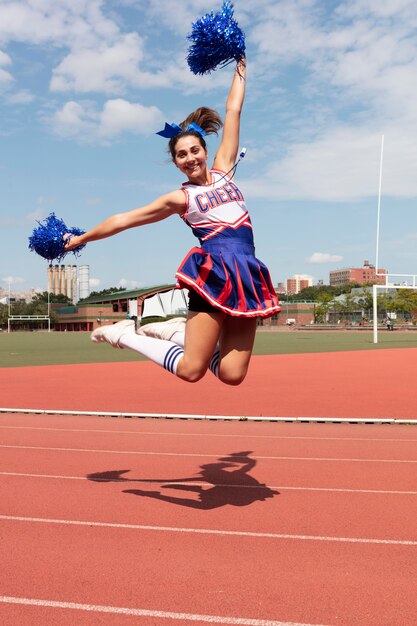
left=175, top=238, right=280, bottom=318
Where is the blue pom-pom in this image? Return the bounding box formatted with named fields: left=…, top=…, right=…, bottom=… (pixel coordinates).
left=187, top=1, right=245, bottom=75
left=28, top=213, right=86, bottom=262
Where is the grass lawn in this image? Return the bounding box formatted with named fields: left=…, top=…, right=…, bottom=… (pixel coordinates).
left=1, top=329, right=416, bottom=368
left=254, top=329, right=417, bottom=355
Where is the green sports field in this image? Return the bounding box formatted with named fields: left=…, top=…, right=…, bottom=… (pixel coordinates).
left=1, top=329, right=416, bottom=368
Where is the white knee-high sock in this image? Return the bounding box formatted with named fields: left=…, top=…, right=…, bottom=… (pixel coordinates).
left=169, top=330, right=219, bottom=378
left=119, top=334, right=184, bottom=375
left=120, top=330, right=219, bottom=379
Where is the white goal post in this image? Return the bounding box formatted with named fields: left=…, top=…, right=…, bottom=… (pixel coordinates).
left=7, top=315, right=51, bottom=333
left=373, top=275, right=417, bottom=343
left=373, top=136, right=417, bottom=343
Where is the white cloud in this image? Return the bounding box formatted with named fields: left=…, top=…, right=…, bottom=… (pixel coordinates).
left=0, top=68, right=13, bottom=84
left=6, top=89, right=35, bottom=104
left=0, top=0, right=118, bottom=47
left=50, top=41, right=210, bottom=94
left=139, top=0, right=275, bottom=39
left=52, top=101, right=95, bottom=138
left=234, top=2, right=417, bottom=203
left=0, top=50, right=12, bottom=66
left=136, top=0, right=215, bottom=37
left=337, top=0, right=416, bottom=20
left=98, top=99, right=163, bottom=137
left=51, top=98, right=164, bottom=141
left=245, top=124, right=417, bottom=202
left=117, top=278, right=144, bottom=289
left=251, top=0, right=417, bottom=121
left=89, top=278, right=101, bottom=288
left=0, top=0, right=225, bottom=106
left=251, top=0, right=325, bottom=63
left=307, top=252, right=344, bottom=264
left=0, top=1, right=180, bottom=96
left=0, top=49, right=13, bottom=84
left=50, top=33, right=145, bottom=93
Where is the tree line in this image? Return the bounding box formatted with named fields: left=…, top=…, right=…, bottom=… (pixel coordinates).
left=0, top=292, right=72, bottom=326
left=2, top=284, right=417, bottom=328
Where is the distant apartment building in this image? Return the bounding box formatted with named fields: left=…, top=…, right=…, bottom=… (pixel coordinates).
left=286, top=275, right=313, bottom=295
left=0, top=287, right=42, bottom=304
left=329, top=260, right=387, bottom=287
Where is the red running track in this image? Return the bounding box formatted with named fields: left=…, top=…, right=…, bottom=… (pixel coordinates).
left=0, top=413, right=416, bottom=625
left=1, top=349, right=417, bottom=419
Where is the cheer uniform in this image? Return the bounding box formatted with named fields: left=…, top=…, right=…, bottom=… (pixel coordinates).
left=176, top=169, right=280, bottom=318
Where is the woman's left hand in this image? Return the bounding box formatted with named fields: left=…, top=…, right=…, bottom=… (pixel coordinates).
left=63, top=233, right=81, bottom=251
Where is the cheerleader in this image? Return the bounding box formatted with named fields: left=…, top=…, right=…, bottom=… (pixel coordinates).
left=64, top=59, right=280, bottom=385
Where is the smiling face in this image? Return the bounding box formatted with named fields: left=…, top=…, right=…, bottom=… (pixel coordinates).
left=173, top=135, right=209, bottom=184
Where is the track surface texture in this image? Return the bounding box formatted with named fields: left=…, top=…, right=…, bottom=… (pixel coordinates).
left=1, top=413, right=416, bottom=625
left=1, top=348, right=417, bottom=419
left=1, top=346, right=416, bottom=624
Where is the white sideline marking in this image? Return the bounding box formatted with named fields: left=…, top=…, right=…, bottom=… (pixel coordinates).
left=1, top=424, right=416, bottom=443
left=3, top=407, right=416, bottom=424
left=1, top=471, right=416, bottom=495
left=1, top=515, right=416, bottom=546
left=0, top=596, right=326, bottom=625
left=1, top=444, right=416, bottom=463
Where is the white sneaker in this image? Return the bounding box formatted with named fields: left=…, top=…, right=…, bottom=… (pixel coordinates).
left=91, top=319, right=136, bottom=349
left=137, top=317, right=186, bottom=341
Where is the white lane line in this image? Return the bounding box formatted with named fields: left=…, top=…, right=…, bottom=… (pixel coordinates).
left=1, top=515, right=416, bottom=546
left=1, top=425, right=416, bottom=443
left=2, top=407, right=411, bottom=424
left=0, top=596, right=326, bottom=625
left=1, top=444, right=416, bottom=463
left=1, top=471, right=416, bottom=495
left=0, top=424, right=415, bottom=443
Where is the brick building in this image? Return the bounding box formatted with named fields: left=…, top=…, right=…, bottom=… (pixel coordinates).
left=54, top=285, right=184, bottom=332
left=286, top=275, right=313, bottom=295
left=266, top=302, right=315, bottom=326
left=329, top=260, right=387, bottom=287
left=54, top=285, right=315, bottom=331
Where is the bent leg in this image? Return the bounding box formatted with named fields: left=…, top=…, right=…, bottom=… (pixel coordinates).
left=175, top=311, right=224, bottom=382
left=99, top=313, right=254, bottom=386
left=120, top=310, right=224, bottom=383
left=216, top=316, right=257, bottom=386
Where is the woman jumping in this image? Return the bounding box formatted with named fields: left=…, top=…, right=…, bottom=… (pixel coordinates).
left=64, top=59, right=280, bottom=385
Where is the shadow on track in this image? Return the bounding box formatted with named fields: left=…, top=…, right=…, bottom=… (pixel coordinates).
left=87, top=451, right=279, bottom=510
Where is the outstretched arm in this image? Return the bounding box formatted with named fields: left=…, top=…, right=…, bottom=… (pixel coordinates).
left=64, top=189, right=186, bottom=251
left=212, top=58, right=246, bottom=174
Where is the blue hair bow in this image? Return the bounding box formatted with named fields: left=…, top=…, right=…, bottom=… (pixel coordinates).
left=156, top=122, right=207, bottom=139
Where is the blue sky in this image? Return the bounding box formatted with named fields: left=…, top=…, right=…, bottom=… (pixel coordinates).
left=1, top=0, right=417, bottom=295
